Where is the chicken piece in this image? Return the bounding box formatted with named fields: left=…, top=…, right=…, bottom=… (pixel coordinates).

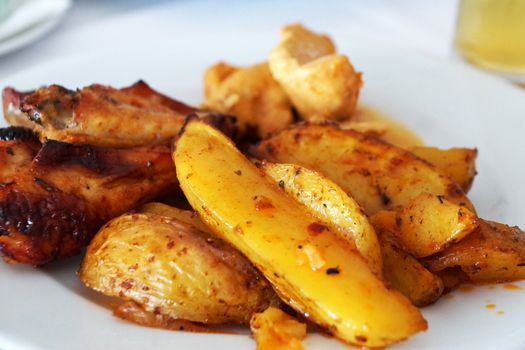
left=203, top=62, right=293, bottom=138
left=2, top=81, right=196, bottom=148
left=0, top=127, right=177, bottom=265
left=269, top=24, right=362, bottom=121
left=2, top=88, right=34, bottom=128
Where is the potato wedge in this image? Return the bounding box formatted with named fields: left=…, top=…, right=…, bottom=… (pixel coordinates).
left=424, top=219, right=525, bottom=283
left=202, top=62, right=293, bottom=137
left=269, top=24, right=362, bottom=121
left=253, top=122, right=474, bottom=215
left=260, top=161, right=382, bottom=275
left=376, top=193, right=479, bottom=258
left=174, top=118, right=426, bottom=347
left=398, top=193, right=478, bottom=257
left=250, top=307, right=306, bottom=350
left=411, top=146, right=477, bottom=192
left=79, top=212, right=278, bottom=324
left=377, top=229, right=444, bottom=306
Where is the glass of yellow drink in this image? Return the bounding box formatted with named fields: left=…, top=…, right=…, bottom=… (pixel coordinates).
left=455, top=0, right=525, bottom=83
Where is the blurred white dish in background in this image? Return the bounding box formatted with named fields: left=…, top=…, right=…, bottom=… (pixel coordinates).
left=0, top=0, right=18, bottom=23
left=0, top=0, right=70, bottom=57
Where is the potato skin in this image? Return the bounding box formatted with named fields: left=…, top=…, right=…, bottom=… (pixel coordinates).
left=424, top=219, right=525, bottom=283
left=253, top=122, right=474, bottom=215
left=78, top=212, right=278, bottom=324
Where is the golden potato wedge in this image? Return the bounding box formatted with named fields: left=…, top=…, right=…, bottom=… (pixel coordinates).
left=377, top=229, right=444, bottom=306
left=269, top=24, right=362, bottom=121
left=260, top=161, right=382, bottom=275
left=174, top=118, right=426, bottom=347
left=253, top=122, right=474, bottom=215
left=395, top=193, right=479, bottom=258
left=202, top=62, right=293, bottom=137
left=137, top=202, right=210, bottom=233
left=79, top=212, right=278, bottom=324
left=424, top=219, right=525, bottom=283
left=250, top=307, right=306, bottom=350
left=411, top=146, right=477, bottom=192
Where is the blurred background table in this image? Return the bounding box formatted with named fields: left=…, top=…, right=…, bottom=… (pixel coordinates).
left=0, top=0, right=461, bottom=79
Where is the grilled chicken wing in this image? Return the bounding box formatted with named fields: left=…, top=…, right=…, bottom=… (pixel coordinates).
left=0, top=126, right=177, bottom=265
left=2, top=81, right=196, bottom=148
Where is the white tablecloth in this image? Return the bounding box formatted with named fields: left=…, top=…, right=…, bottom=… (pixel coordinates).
left=0, top=0, right=460, bottom=79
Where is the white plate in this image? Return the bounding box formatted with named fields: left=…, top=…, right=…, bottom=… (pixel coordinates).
left=1, top=34, right=525, bottom=350
left=0, top=0, right=71, bottom=56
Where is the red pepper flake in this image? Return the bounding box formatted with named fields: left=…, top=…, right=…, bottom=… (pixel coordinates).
left=307, top=222, right=329, bottom=236
left=120, top=279, right=134, bottom=290
left=253, top=195, right=275, bottom=211
left=234, top=224, right=244, bottom=234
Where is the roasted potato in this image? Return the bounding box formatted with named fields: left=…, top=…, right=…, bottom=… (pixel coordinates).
left=411, top=146, right=477, bottom=192
left=397, top=193, right=478, bottom=257
left=79, top=212, right=278, bottom=324
left=377, top=229, right=444, bottom=306
left=269, top=24, right=362, bottom=121
left=261, top=162, right=443, bottom=305
left=338, top=123, right=477, bottom=192
left=202, top=62, right=293, bottom=138
left=250, top=307, right=306, bottom=350
left=260, top=161, right=382, bottom=275
left=174, top=118, right=426, bottom=347
left=371, top=193, right=478, bottom=258
left=424, top=219, right=525, bottom=283
left=253, top=122, right=474, bottom=215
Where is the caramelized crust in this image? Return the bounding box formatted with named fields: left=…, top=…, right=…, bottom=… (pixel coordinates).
left=2, top=81, right=196, bottom=148
left=0, top=128, right=177, bottom=265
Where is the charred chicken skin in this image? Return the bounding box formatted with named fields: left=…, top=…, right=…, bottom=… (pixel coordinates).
left=2, top=81, right=196, bottom=148
left=0, top=126, right=177, bottom=265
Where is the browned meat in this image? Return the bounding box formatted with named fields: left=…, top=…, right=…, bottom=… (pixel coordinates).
left=2, top=81, right=196, bottom=148
left=0, top=126, right=177, bottom=265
